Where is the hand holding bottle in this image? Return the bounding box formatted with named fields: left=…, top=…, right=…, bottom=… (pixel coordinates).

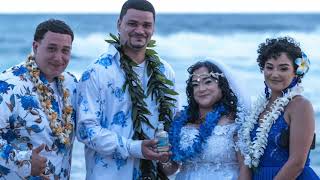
left=155, top=121, right=170, bottom=152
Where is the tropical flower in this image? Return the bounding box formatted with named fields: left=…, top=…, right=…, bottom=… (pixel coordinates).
left=80, top=69, right=94, bottom=82
left=80, top=70, right=91, bottom=82
left=295, top=52, right=310, bottom=75
left=12, top=65, right=28, bottom=76
left=113, top=87, right=124, bottom=101
left=0, top=80, right=15, bottom=94
left=95, top=54, right=113, bottom=68
left=0, top=144, right=13, bottom=159
left=20, top=95, right=39, bottom=110
left=111, top=111, right=127, bottom=127
left=78, top=122, right=96, bottom=140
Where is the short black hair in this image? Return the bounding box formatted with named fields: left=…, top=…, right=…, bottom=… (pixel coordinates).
left=186, top=60, right=238, bottom=123
left=119, top=0, right=155, bottom=21
left=34, top=19, right=74, bottom=42
left=257, top=36, right=302, bottom=76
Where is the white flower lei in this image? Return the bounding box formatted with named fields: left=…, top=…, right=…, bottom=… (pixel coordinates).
left=238, top=85, right=303, bottom=168
left=25, top=55, right=74, bottom=145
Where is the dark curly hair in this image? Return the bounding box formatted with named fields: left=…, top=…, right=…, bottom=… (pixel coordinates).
left=257, top=36, right=305, bottom=80
left=34, top=19, right=74, bottom=42
left=186, top=61, right=238, bottom=123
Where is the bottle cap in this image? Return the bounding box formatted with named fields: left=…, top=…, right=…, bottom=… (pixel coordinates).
left=158, top=121, right=164, bottom=130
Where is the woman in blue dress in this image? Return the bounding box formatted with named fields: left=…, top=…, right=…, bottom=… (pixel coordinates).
left=238, top=37, right=319, bottom=179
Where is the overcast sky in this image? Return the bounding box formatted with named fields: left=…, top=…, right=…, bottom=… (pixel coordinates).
left=1, top=0, right=320, bottom=13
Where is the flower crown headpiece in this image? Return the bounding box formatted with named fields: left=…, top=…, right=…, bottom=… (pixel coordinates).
left=191, top=72, right=224, bottom=82
left=295, top=52, right=310, bottom=76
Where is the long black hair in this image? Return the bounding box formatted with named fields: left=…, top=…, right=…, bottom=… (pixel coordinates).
left=186, top=61, right=238, bottom=123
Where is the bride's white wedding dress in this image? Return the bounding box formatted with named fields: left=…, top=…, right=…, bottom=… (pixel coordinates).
left=175, top=123, right=239, bottom=180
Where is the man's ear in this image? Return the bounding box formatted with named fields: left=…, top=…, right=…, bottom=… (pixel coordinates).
left=32, top=41, right=38, bottom=54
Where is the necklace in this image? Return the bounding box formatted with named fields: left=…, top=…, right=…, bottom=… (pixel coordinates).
left=237, top=85, right=302, bottom=168
left=106, top=34, right=178, bottom=139
left=25, top=55, right=74, bottom=146
left=106, top=34, right=178, bottom=179
left=169, top=104, right=226, bottom=162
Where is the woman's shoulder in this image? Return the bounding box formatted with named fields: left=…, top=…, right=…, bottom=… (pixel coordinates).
left=286, top=95, right=314, bottom=124
left=287, top=95, right=313, bottom=112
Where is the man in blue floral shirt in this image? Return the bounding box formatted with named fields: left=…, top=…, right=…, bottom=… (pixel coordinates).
left=0, top=19, right=77, bottom=179
left=77, top=0, right=178, bottom=179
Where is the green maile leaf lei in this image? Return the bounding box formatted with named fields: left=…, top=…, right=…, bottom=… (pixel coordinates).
left=106, top=33, right=178, bottom=179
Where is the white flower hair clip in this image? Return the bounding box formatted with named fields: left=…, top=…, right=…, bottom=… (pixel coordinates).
left=295, top=52, right=310, bottom=76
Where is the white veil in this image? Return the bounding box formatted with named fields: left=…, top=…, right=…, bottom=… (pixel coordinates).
left=204, top=58, right=251, bottom=113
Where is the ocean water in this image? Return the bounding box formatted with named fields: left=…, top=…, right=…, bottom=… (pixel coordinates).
left=0, top=14, right=319, bottom=179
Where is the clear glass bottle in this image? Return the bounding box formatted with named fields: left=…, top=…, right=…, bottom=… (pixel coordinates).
left=155, top=121, right=169, bottom=152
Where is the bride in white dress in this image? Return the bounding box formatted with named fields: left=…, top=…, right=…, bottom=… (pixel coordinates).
left=160, top=59, right=250, bottom=180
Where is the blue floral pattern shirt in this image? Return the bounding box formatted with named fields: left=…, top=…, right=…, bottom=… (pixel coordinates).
left=0, top=63, right=77, bottom=179
left=76, top=44, right=177, bottom=180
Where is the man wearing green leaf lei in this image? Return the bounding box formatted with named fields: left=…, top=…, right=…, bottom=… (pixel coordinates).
left=76, top=0, right=178, bottom=180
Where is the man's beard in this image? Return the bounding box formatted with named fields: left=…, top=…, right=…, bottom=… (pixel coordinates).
left=127, top=40, right=147, bottom=50
left=128, top=33, right=149, bottom=49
